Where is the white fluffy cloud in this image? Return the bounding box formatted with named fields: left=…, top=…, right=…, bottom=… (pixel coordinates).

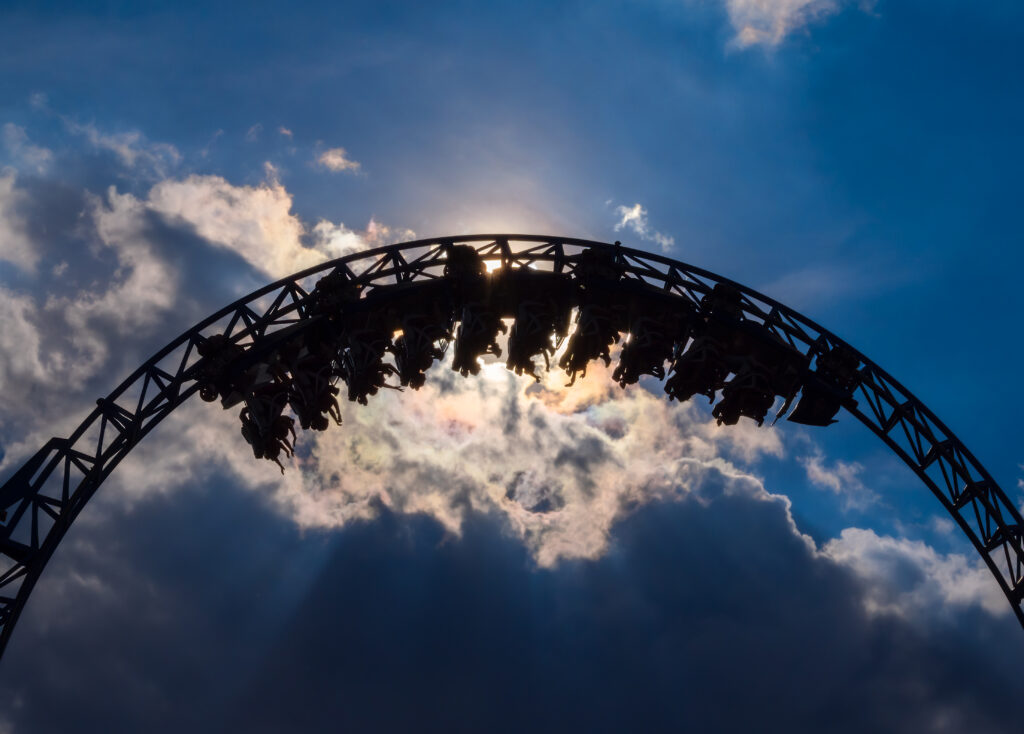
left=801, top=450, right=878, bottom=508
left=722, top=0, right=846, bottom=48
left=75, top=188, right=182, bottom=327
left=0, top=170, right=37, bottom=271
left=0, top=181, right=187, bottom=449
left=311, top=217, right=416, bottom=260
left=148, top=172, right=315, bottom=277
left=613, top=202, right=675, bottom=252
left=305, top=361, right=794, bottom=566
left=316, top=147, right=361, bottom=173
left=0, top=165, right=413, bottom=444
left=823, top=527, right=1008, bottom=618
left=0, top=287, right=48, bottom=391
left=0, top=164, right=421, bottom=471
left=30, top=187, right=183, bottom=392
left=2, top=123, right=53, bottom=174
left=146, top=170, right=407, bottom=278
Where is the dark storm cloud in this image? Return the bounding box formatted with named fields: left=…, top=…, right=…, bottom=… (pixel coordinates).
left=1, top=472, right=1020, bottom=734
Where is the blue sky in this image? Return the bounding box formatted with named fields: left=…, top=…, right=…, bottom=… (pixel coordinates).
left=1, top=1, right=1023, bottom=731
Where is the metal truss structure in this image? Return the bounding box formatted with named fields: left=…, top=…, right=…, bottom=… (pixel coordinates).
left=1, top=235, right=1021, bottom=660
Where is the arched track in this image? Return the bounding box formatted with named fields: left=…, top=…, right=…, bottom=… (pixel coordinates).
left=1, top=235, right=1021, bottom=659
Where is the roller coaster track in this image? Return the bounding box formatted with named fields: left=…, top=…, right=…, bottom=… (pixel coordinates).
left=1, top=235, right=1021, bottom=660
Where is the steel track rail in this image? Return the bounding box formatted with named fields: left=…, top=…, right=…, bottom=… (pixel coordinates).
left=0, top=234, right=1020, bottom=661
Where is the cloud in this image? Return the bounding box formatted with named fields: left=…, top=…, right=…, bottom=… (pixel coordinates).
left=2, top=462, right=1022, bottom=733
left=86, top=311, right=1008, bottom=630
left=359, top=216, right=417, bottom=247
left=823, top=527, right=1009, bottom=619
left=0, top=136, right=1009, bottom=680
left=801, top=450, right=878, bottom=509
left=278, top=126, right=293, bottom=138
left=69, top=187, right=183, bottom=330
left=0, top=161, right=415, bottom=467
left=26, top=187, right=183, bottom=397
left=0, top=170, right=37, bottom=271
left=0, top=159, right=1004, bottom=638
left=612, top=202, right=674, bottom=252
left=63, top=119, right=180, bottom=175
left=146, top=172, right=314, bottom=278
left=1, top=148, right=1020, bottom=733
left=0, top=181, right=190, bottom=452
left=145, top=171, right=402, bottom=278
left=722, top=0, right=846, bottom=48
left=2, top=123, right=53, bottom=174
left=929, top=516, right=955, bottom=535
left=245, top=123, right=263, bottom=142
left=2, top=166, right=987, bottom=615
left=123, top=348, right=790, bottom=568
left=309, top=217, right=415, bottom=260
left=316, top=147, right=361, bottom=173
left=0, top=287, right=48, bottom=392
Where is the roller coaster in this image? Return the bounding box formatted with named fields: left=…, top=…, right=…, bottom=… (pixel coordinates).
left=1, top=235, right=1021, bottom=660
